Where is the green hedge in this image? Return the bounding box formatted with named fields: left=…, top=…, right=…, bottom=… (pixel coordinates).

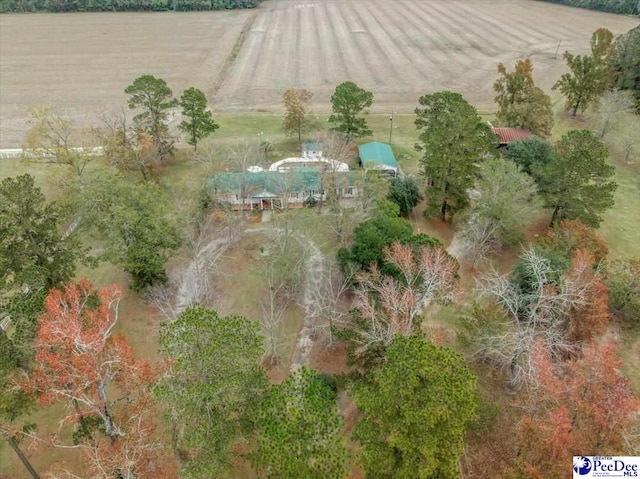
left=536, top=0, right=638, bottom=15
left=0, top=0, right=259, bottom=12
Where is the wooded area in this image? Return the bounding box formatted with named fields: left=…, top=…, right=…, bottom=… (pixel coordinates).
left=0, top=0, right=259, bottom=13
left=538, top=0, right=639, bottom=15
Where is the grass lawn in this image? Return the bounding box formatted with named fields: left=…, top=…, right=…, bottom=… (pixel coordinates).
left=599, top=162, right=640, bottom=259
left=0, top=158, right=62, bottom=199
left=214, top=233, right=304, bottom=371
left=0, top=402, right=88, bottom=479
left=598, top=110, right=640, bottom=260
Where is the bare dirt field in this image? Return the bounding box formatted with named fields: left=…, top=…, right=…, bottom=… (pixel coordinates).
left=216, top=0, right=638, bottom=111
left=1, top=0, right=638, bottom=147
left=0, top=11, right=253, bottom=147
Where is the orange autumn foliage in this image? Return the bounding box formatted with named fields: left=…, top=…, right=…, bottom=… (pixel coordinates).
left=541, top=219, right=608, bottom=264
left=515, top=341, right=638, bottom=479
left=565, top=249, right=611, bottom=342
left=25, top=279, right=177, bottom=478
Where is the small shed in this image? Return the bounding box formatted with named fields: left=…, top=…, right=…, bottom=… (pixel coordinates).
left=358, top=141, right=398, bottom=177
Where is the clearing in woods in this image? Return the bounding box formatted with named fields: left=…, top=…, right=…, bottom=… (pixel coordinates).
left=1, top=0, right=638, bottom=147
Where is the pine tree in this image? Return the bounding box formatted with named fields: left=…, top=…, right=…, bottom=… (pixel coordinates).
left=179, top=87, right=219, bottom=151
left=415, top=91, right=497, bottom=221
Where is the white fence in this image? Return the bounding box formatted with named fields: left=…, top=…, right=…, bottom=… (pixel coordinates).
left=0, top=147, right=104, bottom=159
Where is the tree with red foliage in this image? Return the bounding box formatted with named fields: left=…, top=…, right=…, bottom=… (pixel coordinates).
left=24, top=279, right=177, bottom=478
left=564, top=249, right=611, bottom=342
left=541, top=219, right=608, bottom=264
left=46, top=390, right=179, bottom=479
left=513, top=341, right=638, bottom=479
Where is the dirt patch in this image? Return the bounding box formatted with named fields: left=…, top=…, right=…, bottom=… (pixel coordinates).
left=309, top=341, right=351, bottom=377
left=410, top=202, right=456, bottom=245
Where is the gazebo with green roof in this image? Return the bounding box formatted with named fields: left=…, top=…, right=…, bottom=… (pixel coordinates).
left=358, top=141, right=399, bottom=177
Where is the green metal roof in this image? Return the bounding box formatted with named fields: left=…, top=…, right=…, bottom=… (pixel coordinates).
left=208, top=171, right=360, bottom=195
left=358, top=142, right=398, bottom=169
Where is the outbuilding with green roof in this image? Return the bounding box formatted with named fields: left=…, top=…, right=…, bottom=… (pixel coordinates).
left=358, top=141, right=399, bottom=177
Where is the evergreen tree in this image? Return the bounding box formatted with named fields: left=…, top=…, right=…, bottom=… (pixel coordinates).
left=125, top=75, right=178, bottom=157
left=387, top=176, right=423, bottom=216
left=534, top=130, right=617, bottom=227
left=353, top=335, right=477, bottom=479
left=158, top=307, right=267, bottom=477
left=252, top=367, right=347, bottom=479
left=504, top=136, right=556, bottom=176
left=415, top=91, right=497, bottom=221
left=179, top=87, right=219, bottom=151
left=328, top=81, right=374, bottom=139
left=610, top=25, right=640, bottom=112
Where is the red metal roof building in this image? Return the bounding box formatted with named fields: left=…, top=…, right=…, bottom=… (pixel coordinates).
left=491, top=126, right=532, bottom=146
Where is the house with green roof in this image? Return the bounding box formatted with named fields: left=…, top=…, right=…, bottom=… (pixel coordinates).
left=358, top=141, right=399, bottom=177
left=208, top=169, right=362, bottom=210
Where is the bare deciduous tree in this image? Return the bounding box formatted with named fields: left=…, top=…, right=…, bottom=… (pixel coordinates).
left=260, top=259, right=289, bottom=365
left=255, top=214, right=311, bottom=362
left=23, top=104, right=98, bottom=177
left=475, top=247, right=609, bottom=387
left=618, top=116, right=639, bottom=165
left=350, top=242, right=460, bottom=360
left=309, top=257, right=354, bottom=346
left=595, top=89, right=635, bottom=139
left=457, top=214, right=501, bottom=268
left=100, top=108, right=158, bottom=181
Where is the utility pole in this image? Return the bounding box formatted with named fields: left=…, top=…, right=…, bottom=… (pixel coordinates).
left=389, top=112, right=394, bottom=144
left=554, top=39, right=561, bottom=59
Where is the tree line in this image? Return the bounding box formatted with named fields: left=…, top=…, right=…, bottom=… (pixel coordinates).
left=0, top=0, right=259, bottom=13
left=537, top=0, right=639, bottom=15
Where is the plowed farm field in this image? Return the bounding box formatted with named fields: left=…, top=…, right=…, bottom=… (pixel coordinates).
left=1, top=0, right=638, bottom=147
